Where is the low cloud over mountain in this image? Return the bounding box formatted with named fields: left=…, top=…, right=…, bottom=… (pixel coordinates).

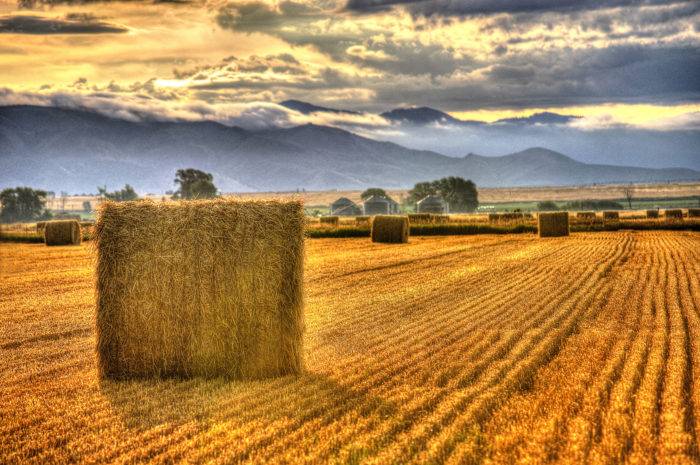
left=1, top=105, right=697, bottom=194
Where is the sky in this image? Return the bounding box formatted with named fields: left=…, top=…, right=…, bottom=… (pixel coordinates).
left=0, top=0, right=699, bottom=130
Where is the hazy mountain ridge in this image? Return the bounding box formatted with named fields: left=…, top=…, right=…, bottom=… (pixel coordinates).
left=1, top=105, right=698, bottom=193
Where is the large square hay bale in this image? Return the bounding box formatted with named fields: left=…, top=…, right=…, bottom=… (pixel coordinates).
left=95, top=199, right=305, bottom=380
left=665, top=209, right=683, bottom=220
left=646, top=209, right=660, bottom=219
left=538, top=212, right=569, bottom=238
left=371, top=215, right=409, bottom=243
left=44, top=220, right=81, bottom=246
left=688, top=208, right=700, bottom=218
left=319, top=216, right=339, bottom=227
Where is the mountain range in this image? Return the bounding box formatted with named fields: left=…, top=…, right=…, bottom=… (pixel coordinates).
left=0, top=105, right=698, bottom=193
left=279, top=100, right=580, bottom=126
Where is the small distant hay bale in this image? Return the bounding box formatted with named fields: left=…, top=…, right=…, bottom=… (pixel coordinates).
left=432, top=214, right=450, bottom=224
left=95, top=199, right=305, bottom=380
left=500, top=212, right=525, bottom=222
left=688, top=208, right=700, bottom=218
left=371, top=215, right=409, bottom=243
left=408, top=213, right=432, bottom=224
left=602, top=211, right=619, bottom=221
left=538, top=212, right=569, bottom=238
left=355, top=215, right=371, bottom=226
left=665, top=209, right=683, bottom=220
left=44, top=220, right=81, bottom=246
left=576, top=211, right=596, bottom=221
left=488, top=213, right=500, bottom=223
left=646, top=209, right=660, bottom=219
left=319, top=216, right=339, bottom=227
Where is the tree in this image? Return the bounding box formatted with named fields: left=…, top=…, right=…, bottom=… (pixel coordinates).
left=407, top=182, right=438, bottom=205
left=0, top=187, right=51, bottom=223
left=360, top=188, right=388, bottom=201
left=434, top=177, right=479, bottom=212
left=82, top=200, right=92, bottom=212
left=173, top=169, right=217, bottom=199
left=98, top=184, right=138, bottom=202
left=622, top=184, right=634, bottom=209
left=537, top=201, right=559, bottom=211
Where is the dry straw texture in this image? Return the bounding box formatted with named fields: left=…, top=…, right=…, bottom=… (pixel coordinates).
left=319, top=216, right=339, bottom=226
left=355, top=215, right=371, bottom=226
left=664, top=209, right=683, bottom=219
left=689, top=208, right=700, bottom=218
left=646, top=209, right=660, bottom=219
left=432, top=214, right=450, bottom=224
left=95, top=199, right=305, bottom=380
left=44, top=220, right=81, bottom=246
left=371, top=215, right=409, bottom=243
left=408, top=213, right=432, bottom=224
left=538, top=212, right=569, bottom=237
left=603, top=211, right=620, bottom=221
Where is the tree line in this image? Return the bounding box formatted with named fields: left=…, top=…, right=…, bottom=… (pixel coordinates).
left=1, top=171, right=480, bottom=223
left=358, top=177, right=479, bottom=212
left=0, top=168, right=218, bottom=223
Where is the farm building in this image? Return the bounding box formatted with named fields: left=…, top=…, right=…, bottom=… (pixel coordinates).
left=417, top=195, right=448, bottom=214
left=363, top=195, right=390, bottom=215
left=330, top=197, right=361, bottom=216
left=387, top=197, right=400, bottom=214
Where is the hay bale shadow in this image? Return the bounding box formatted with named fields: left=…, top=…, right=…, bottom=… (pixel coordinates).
left=99, top=372, right=397, bottom=433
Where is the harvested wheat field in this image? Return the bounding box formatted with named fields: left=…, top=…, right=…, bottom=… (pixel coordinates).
left=1, top=231, right=700, bottom=464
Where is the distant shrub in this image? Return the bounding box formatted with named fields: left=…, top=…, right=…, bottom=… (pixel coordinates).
left=565, top=200, right=624, bottom=210
left=537, top=201, right=559, bottom=211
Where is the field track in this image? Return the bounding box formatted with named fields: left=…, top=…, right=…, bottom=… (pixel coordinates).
left=1, top=231, right=699, bottom=464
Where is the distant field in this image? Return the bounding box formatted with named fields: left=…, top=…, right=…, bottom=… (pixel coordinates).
left=44, top=182, right=700, bottom=216
left=2, top=231, right=700, bottom=464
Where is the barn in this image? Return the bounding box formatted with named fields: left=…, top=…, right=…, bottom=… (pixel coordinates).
left=363, top=195, right=390, bottom=215
left=416, top=195, right=447, bottom=214
left=330, top=197, right=360, bottom=216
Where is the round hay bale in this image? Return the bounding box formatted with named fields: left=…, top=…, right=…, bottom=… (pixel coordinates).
left=645, top=209, right=659, bottom=219
left=576, top=211, right=596, bottom=220
left=665, top=209, right=683, bottom=220
left=319, top=216, right=339, bottom=227
left=371, top=215, right=409, bottom=243
left=44, top=220, right=81, bottom=246
left=688, top=208, right=700, bottom=218
left=538, top=212, right=569, bottom=238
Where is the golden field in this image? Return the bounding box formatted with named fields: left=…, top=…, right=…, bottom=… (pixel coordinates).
left=1, top=231, right=700, bottom=464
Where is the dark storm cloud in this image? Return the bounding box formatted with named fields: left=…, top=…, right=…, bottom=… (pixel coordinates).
left=0, top=14, right=127, bottom=34
left=372, top=45, right=700, bottom=111
left=345, top=0, right=695, bottom=17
